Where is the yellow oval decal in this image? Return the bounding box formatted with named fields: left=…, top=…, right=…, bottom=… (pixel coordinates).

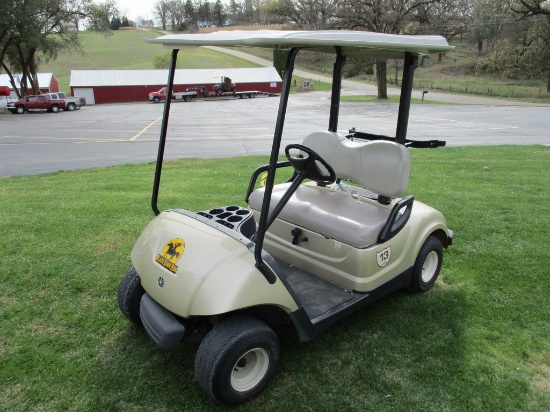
left=155, top=238, right=185, bottom=273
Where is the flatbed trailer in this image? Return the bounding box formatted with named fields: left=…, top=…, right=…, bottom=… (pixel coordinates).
left=189, top=87, right=272, bottom=99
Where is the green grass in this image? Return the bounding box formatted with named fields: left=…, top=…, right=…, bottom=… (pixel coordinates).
left=341, top=95, right=450, bottom=104
left=1, top=147, right=550, bottom=411
left=40, top=30, right=262, bottom=93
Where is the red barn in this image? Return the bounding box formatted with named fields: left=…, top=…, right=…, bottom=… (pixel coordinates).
left=69, top=68, right=282, bottom=104
left=0, top=72, right=60, bottom=99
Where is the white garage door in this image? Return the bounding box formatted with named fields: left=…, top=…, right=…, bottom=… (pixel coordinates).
left=73, top=88, right=95, bottom=105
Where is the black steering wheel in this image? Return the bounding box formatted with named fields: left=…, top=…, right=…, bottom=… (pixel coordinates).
left=285, top=144, right=336, bottom=185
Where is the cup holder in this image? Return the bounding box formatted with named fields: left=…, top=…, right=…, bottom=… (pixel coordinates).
left=197, top=205, right=255, bottom=238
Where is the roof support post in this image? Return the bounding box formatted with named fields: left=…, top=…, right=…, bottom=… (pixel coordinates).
left=328, top=47, right=346, bottom=132
left=253, top=47, right=300, bottom=283
left=395, top=52, right=418, bottom=145
left=152, top=48, right=179, bottom=216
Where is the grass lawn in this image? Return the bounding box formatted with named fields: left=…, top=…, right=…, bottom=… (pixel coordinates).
left=1, top=146, right=549, bottom=411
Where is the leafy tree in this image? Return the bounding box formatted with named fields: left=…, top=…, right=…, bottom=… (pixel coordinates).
left=1, top=0, right=115, bottom=97
left=477, top=2, right=550, bottom=92
left=168, top=0, right=185, bottom=30
left=213, top=0, right=225, bottom=26
left=154, top=0, right=171, bottom=30
left=468, top=0, right=513, bottom=54
left=509, top=0, right=550, bottom=16
left=336, top=0, right=442, bottom=99
left=269, top=0, right=339, bottom=30
left=273, top=49, right=290, bottom=78
left=110, top=16, right=122, bottom=30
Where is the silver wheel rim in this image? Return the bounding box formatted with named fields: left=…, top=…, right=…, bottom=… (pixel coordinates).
left=230, top=348, right=269, bottom=392
left=421, top=251, right=439, bottom=283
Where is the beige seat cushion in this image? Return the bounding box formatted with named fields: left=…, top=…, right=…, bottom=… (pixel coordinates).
left=249, top=183, right=391, bottom=249
left=302, top=131, right=411, bottom=198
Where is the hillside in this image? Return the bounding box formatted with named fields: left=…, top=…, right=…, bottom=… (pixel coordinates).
left=40, top=29, right=262, bottom=93
left=40, top=28, right=549, bottom=102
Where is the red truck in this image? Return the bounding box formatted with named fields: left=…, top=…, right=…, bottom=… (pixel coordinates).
left=7, top=94, right=66, bottom=114
left=148, top=87, right=197, bottom=103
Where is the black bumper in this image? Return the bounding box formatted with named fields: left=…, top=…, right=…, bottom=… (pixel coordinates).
left=140, top=293, right=185, bottom=351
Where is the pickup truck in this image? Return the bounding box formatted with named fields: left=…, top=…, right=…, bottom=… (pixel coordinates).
left=148, top=87, right=197, bottom=103
left=43, top=92, right=86, bottom=111
left=7, top=95, right=65, bottom=114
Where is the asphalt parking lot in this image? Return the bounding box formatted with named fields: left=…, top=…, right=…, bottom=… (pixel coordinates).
left=1, top=92, right=548, bottom=177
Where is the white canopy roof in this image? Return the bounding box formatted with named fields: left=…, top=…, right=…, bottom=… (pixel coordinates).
left=146, top=30, right=453, bottom=59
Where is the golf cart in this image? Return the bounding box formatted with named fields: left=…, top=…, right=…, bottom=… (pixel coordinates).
left=117, top=30, right=454, bottom=405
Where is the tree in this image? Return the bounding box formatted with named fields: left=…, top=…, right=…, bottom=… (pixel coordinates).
left=269, top=0, right=339, bottom=30
left=2, top=0, right=115, bottom=97
left=213, top=0, right=225, bottom=26
left=468, top=0, right=512, bottom=55
left=168, top=0, right=185, bottom=30
left=336, top=0, right=442, bottom=99
left=509, top=0, right=550, bottom=16
left=154, top=0, right=171, bottom=30
left=476, top=2, right=550, bottom=92
left=86, top=0, right=119, bottom=31
left=228, top=0, right=243, bottom=25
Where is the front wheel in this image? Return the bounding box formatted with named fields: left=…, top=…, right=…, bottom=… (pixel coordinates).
left=153, top=96, right=160, bottom=103
left=16, top=105, right=25, bottom=114
left=117, top=266, right=145, bottom=325
left=194, top=316, right=280, bottom=405
left=408, top=236, right=443, bottom=292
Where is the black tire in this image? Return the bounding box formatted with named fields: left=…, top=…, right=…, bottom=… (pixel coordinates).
left=153, top=96, right=160, bottom=103
left=117, top=266, right=145, bottom=325
left=183, top=95, right=192, bottom=102
left=194, top=316, right=280, bottom=405
left=67, top=102, right=76, bottom=111
left=215, top=87, right=223, bottom=96
left=408, top=236, right=443, bottom=292
left=16, top=105, right=25, bottom=114
left=51, top=104, right=60, bottom=113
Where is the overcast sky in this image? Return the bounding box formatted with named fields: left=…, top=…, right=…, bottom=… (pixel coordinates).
left=115, top=0, right=155, bottom=20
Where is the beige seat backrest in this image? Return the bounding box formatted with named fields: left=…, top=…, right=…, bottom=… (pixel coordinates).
left=301, top=131, right=411, bottom=198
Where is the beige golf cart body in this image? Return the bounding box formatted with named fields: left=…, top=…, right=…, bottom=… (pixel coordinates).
left=129, top=30, right=453, bottom=345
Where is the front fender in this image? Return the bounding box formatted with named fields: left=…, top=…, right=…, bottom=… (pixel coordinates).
left=131, top=211, right=298, bottom=318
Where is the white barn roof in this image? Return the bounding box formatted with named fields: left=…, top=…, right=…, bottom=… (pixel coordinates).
left=0, top=73, right=54, bottom=90
left=70, top=67, right=281, bottom=87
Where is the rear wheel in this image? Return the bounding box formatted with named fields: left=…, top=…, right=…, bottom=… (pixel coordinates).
left=183, top=95, right=192, bottom=102
left=194, top=316, right=280, bottom=405
left=408, top=236, right=443, bottom=292
left=51, top=104, right=60, bottom=113
left=117, top=266, right=145, bottom=325
left=67, top=102, right=76, bottom=111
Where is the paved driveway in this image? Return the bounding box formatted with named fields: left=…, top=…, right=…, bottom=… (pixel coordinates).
left=1, top=92, right=548, bottom=177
